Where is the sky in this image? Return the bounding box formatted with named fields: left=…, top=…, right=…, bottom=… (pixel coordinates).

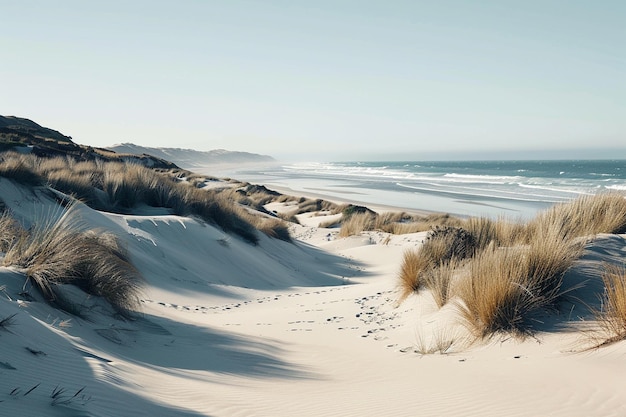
left=1, top=1, right=625, bottom=161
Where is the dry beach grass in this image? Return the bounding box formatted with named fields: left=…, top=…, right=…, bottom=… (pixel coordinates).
left=591, top=264, right=626, bottom=347
left=399, top=193, right=626, bottom=338
left=2, top=201, right=143, bottom=314
left=2, top=149, right=626, bottom=343
left=0, top=152, right=291, bottom=244
left=2, top=147, right=626, bottom=416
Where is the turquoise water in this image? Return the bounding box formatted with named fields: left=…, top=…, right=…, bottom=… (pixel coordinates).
left=233, top=160, right=626, bottom=219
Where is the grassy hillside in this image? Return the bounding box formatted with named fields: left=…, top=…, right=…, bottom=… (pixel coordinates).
left=108, top=143, right=275, bottom=167
left=0, top=115, right=177, bottom=169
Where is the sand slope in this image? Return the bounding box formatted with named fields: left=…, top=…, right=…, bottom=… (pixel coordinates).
left=1, top=179, right=626, bottom=416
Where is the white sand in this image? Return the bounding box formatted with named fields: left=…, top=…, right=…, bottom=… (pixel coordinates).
left=1, top=177, right=626, bottom=416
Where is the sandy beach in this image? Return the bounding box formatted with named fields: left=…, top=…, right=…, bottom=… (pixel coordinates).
left=1, top=169, right=626, bottom=417
left=4, top=0, right=625, bottom=413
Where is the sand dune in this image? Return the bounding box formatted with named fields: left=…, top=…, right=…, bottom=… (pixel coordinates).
left=1, top=178, right=626, bottom=416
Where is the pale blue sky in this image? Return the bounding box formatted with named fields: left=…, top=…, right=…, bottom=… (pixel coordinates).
left=1, top=1, right=624, bottom=160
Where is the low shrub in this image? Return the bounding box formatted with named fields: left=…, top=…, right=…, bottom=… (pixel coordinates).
left=338, top=204, right=375, bottom=217
left=423, top=226, right=477, bottom=262
left=242, top=184, right=282, bottom=209
left=252, top=217, right=292, bottom=242
left=297, top=198, right=337, bottom=215
left=398, top=226, right=476, bottom=300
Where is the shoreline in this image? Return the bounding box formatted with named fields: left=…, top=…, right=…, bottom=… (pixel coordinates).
left=197, top=163, right=553, bottom=220
left=257, top=183, right=440, bottom=217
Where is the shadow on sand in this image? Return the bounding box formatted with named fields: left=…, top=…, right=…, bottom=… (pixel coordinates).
left=97, top=312, right=319, bottom=381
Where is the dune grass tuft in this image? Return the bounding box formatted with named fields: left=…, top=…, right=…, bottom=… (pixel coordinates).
left=0, top=154, right=44, bottom=186
left=423, top=260, right=460, bottom=308
left=339, top=213, right=376, bottom=237
left=398, top=226, right=476, bottom=301
left=530, top=192, right=626, bottom=238
left=334, top=209, right=463, bottom=236
left=423, top=226, right=477, bottom=262
left=0, top=211, right=24, bottom=252
left=2, top=202, right=143, bottom=314
left=591, top=264, right=626, bottom=347
left=251, top=217, right=292, bottom=242
left=456, top=247, right=531, bottom=337
left=398, top=249, right=430, bottom=298
left=456, top=231, right=583, bottom=338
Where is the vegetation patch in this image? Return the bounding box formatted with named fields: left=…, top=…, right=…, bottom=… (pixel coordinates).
left=590, top=264, right=626, bottom=348
left=0, top=152, right=264, bottom=244
left=456, top=234, right=582, bottom=338
left=0, top=210, right=24, bottom=252
left=530, top=192, right=626, bottom=238
left=399, top=193, right=626, bottom=340
left=398, top=226, right=476, bottom=300
left=2, top=203, right=143, bottom=315
left=0, top=155, right=44, bottom=186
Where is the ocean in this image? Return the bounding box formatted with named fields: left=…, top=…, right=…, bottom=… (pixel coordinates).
left=226, top=160, right=626, bottom=220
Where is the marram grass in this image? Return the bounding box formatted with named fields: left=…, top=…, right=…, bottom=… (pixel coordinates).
left=2, top=202, right=143, bottom=314
left=400, top=192, right=626, bottom=339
